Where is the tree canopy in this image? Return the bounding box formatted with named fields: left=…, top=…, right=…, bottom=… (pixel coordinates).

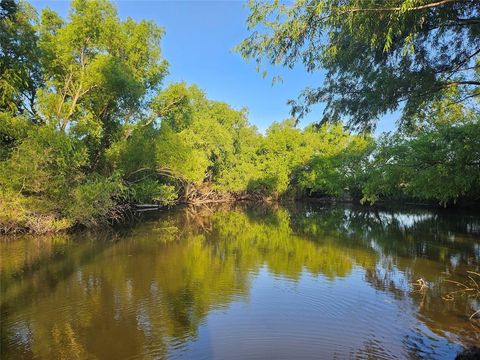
left=237, top=0, right=480, bottom=131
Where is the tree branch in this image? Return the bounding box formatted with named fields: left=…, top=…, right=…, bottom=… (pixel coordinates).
left=337, top=0, right=457, bottom=14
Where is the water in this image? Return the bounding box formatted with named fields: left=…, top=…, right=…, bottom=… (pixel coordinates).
left=1, top=203, right=479, bottom=359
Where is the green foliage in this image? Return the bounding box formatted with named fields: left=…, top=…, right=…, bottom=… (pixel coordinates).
left=107, top=124, right=158, bottom=176
left=130, top=179, right=177, bottom=205
left=237, top=0, right=480, bottom=131
left=152, top=83, right=262, bottom=191
left=0, top=0, right=168, bottom=232
left=245, top=122, right=373, bottom=198
left=215, top=124, right=262, bottom=192
left=0, top=124, right=88, bottom=232
left=67, top=174, right=127, bottom=226
left=0, top=112, right=31, bottom=159
left=36, top=0, right=167, bottom=169
left=151, top=82, right=204, bottom=132
left=0, top=0, right=42, bottom=116
left=362, top=121, right=480, bottom=205
left=296, top=125, right=374, bottom=197
left=0, top=125, right=87, bottom=199
left=248, top=119, right=307, bottom=195
left=155, top=123, right=210, bottom=184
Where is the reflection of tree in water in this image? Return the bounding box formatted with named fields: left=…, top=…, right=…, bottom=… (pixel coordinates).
left=1, top=203, right=479, bottom=358
left=288, top=203, right=480, bottom=345
left=210, top=206, right=356, bottom=280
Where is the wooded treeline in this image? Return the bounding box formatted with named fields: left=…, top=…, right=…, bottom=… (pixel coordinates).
left=1, top=0, right=479, bottom=233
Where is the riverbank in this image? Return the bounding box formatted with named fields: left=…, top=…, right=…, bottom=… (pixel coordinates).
left=0, top=187, right=270, bottom=235
left=3, top=190, right=479, bottom=235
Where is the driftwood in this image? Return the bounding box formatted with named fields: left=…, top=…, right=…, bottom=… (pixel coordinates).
left=182, top=184, right=234, bottom=205
left=135, top=204, right=162, bottom=208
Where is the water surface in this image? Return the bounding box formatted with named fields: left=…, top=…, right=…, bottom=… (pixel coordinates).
left=1, top=203, right=479, bottom=359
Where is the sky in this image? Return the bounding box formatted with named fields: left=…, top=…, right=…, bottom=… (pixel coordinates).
left=30, top=0, right=397, bottom=134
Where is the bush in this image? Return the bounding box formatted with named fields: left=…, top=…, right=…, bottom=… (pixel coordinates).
left=67, top=174, right=127, bottom=227
left=0, top=190, right=71, bottom=234
left=130, top=178, right=177, bottom=205
left=362, top=122, right=480, bottom=205
left=0, top=125, right=87, bottom=199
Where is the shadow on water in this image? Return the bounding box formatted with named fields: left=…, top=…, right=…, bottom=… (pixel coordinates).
left=1, top=203, right=479, bottom=359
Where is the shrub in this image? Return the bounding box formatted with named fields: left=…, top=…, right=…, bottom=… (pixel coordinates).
left=130, top=178, right=177, bottom=205
left=67, top=174, right=127, bottom=227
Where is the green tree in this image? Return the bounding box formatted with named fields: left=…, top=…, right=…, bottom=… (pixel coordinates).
left=296, top=124, right=373, bottom=198
left=151, top=82, right=262, bottom=195
left=363, top=121, right=480, bottom=205
left=0, top=0, right=42, bottom=117
left=251, top=119, right=310, bottom=195
left=0, top=0, right=169, bottom=232
left=36, top=0, right=167, bottom=168
left=237, top=0, right=480, bottom=131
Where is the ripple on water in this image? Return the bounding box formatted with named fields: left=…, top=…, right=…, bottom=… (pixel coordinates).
left=158, top=267, right=414, bottom=359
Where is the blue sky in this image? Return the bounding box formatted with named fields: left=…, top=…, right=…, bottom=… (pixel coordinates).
left=30, top=0, right=397, bottom=134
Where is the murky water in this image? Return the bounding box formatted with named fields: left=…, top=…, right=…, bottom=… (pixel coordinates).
left=1, top=203, right=479, bottom=359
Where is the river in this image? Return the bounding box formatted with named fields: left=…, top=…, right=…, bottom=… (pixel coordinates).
left=1, top=203, right=479, bottom=359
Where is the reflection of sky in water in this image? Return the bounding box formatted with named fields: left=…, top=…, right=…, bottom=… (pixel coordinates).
left=388, top=213, right=434, bottom=229
left=10, top=321, right=32, bottom=350
left=173, top=266, right=461, bottom=360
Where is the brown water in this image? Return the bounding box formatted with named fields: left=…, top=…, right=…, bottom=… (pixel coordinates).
left=1, top=203, right=479, bottom=359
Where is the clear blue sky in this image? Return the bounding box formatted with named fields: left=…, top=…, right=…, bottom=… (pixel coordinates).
left=30, top=0, right=397, bottom=134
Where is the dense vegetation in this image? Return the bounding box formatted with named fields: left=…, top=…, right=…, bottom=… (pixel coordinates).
left=1, top=0, right=479, bottom=234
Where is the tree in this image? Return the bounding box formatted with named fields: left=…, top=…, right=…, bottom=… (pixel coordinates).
left=250, top=119, right=309, bottom=195
left=237, top=0, right=480, bottom=131
left=296, top=124, right=373, bottom=198
left=0, top=0, right=169, bottom=232
left=151, top=82, right=262, bottom=195
left=36, top=0, right=168, bottom=168
left=150, top=82, right=205, bottom=132
left=0, top=1, right=42, bottom=158
left=362, top=120, right=480, bottom=204
left=0, top=0, right=42, bottom=117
